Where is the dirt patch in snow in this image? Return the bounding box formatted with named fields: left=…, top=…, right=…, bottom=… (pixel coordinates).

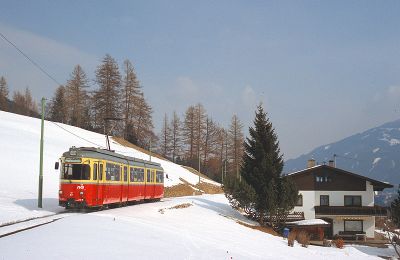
left=112, top=137, right=167, bottom=161
left=237, top=221, right=280, bottom=237
left=194, top=182, right=223, bottom=194
left=169, top=203, right=192, bottom=210
left=164, top=184, right=201, bottom=198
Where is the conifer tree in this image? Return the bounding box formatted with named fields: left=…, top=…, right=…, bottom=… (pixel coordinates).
left=391, top=186, right=400, bottom=227
left=170, top=111, right=182, bottom=163
left=224, top=104, right=298, bottom=229
left=48, top=85, right=67, bottom=123
left=159, top=113, right=172, bottom=158
left=122, top=59, right=141, bottom=139
left=93, top=54, right=122, bottom=134
left=132, top=92, right=154, bottom=147
left=228, top=114, right=244, bottom=180
left=0, top=76, right=9, bottom=111
left=65, top=65, right=89, bottom=128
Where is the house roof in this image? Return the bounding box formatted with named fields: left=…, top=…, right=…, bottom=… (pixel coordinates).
left=285, top=165, right=393, bottom=191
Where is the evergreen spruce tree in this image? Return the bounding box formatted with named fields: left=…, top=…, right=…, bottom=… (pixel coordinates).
left=391, top=185, right=400, bottom=227
left=224, top=104, right=298, bottom=229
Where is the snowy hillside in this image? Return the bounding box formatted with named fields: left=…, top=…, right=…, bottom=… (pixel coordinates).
left=0, top=194, right=393, bottom=259
left=0, top=111, right=218, bottom=225
left=284, top=119, right=400, bottom=186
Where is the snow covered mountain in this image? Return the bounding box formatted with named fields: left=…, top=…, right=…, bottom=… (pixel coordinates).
left=284, top=119, right=400, bottom=186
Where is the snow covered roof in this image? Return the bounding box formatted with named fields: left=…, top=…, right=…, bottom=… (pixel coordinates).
left=287, top=219, right=330, bottom=226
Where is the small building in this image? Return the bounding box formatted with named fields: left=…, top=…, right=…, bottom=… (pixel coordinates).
left=286, top=160, right=393, bottom=239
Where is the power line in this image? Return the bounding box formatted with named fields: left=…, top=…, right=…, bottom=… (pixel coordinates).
left=50, top=121, right=106, bottom=149
left=0, top=31, right=62, bottom=86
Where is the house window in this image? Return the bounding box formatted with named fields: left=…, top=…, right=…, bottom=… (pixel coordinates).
left=344, top=220, right=363, bottom=232
left=320, top=195, right=329, bottom=206
left=315, top=176, right=332, bottom=182
left=344, top=196, right=362, bottom=206
left=296, top=194, right=303, bottom=206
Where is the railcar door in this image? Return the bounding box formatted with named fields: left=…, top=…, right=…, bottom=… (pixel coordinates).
left=92, top=163, right=98, bottom=206
left=97, top=162, right=104, bottom=206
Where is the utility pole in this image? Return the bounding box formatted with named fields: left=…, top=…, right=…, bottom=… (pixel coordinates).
left=198, top=152, right=201, bottom=185
left=38, top=97, right=45, bottom=208
left=149, top=138, right=152, bottom=161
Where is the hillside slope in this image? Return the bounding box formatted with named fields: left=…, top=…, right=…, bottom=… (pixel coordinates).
left=284, top=119, right=400, bottom=186
left=0, top=111, right=219, bottom=225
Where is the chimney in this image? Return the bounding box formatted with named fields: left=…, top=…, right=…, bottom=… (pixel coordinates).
left=307, top=159, right=316, bottom=168
left=328, top=160, right=335, bottom=167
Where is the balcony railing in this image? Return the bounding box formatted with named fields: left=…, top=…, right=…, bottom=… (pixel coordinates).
left=315, top=205, right=388, bottom=216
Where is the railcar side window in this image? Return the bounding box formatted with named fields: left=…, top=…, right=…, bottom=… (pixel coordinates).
left=146, top=169, right=151, bottom=183
left=136, top=168, right=144, bottom=182
left=130, top=167, right=145, bottom=182
left=93, top=164, right=98, bottom=180
left=99, top=164, right=103, bottom=181
left=156, top=171, right=164, bottom=183
left=106, top=163, right=121, bottom=181
left=124, top=166, right=128, bottom=182
left=62, top=164, right=90, bottom=180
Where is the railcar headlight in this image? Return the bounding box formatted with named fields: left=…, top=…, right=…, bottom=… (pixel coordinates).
left=79, top=191, right=84, bottom=196
left=59, top=190, right=63, bottom=195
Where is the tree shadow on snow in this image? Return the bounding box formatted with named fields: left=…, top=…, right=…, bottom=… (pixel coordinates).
left=350, top=245, right=395, bottom=259
left=191, top=197, right=253, bottom=223
left=14, top=198, right=62, bottom=212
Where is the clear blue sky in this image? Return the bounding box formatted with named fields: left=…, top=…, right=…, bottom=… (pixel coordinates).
left=1, top=1, right=400, bottom=159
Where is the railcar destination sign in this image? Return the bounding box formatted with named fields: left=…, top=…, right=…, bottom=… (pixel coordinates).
left=65, top=158, right=82, bottom=163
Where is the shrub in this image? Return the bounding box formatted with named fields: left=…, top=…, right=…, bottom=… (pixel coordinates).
left=288, top=230, right=297, bottom=247
left=323, top=239, right=332, bottom=247
left=296, top=230, right=310, bottom=248
left=333, top=238, right=344, bottom=249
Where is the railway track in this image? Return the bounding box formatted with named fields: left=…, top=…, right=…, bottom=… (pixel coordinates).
left=0, top=212, right=82, bottom=238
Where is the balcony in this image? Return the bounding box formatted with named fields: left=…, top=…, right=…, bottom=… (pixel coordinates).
left=315, top=205, right=388, bottom=216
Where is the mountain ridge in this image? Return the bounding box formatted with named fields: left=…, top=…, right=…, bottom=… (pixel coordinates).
left=284, top=118, right=400, bottom=187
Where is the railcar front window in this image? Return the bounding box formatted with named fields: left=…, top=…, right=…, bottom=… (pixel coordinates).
left=62, top=164, right=90, bottom=180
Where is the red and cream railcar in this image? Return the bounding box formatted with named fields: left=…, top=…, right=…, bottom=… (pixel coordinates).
left=58, top=146, right=164, bottom=209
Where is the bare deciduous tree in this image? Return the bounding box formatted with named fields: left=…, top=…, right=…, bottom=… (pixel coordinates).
left=48, top=85, right=67, bottom=123
left=0, top=76, right=9, bottom=111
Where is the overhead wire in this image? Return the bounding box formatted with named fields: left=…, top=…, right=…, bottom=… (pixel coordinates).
left=0, top=30, right=150, bottom=157
left=0, top=31, right=62, bottom=86
left=50, top=121, right=106, bottom=149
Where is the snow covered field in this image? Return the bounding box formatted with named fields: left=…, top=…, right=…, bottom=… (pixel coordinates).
left=0, top=111, right=396, bottom=259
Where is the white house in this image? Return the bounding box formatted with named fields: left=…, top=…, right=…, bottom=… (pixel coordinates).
left=286, top=160, right=392, bottom=239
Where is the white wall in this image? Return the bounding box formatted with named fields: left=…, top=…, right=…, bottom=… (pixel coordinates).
left=293, top=181, right=376, bottom=238
left=326, top=216, right=375, bottom=238
left=314, top=181, right=374, bottom=206
left=293, top=191, right=315, bottom=219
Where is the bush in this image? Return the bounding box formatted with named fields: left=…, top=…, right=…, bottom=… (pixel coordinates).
left=323, top=239, right=332, bottom=247
left=288, top=230, right=297, bottom=247
left=333, top=238, right=344, bottom=249
left=296, top=230, right=310, bottom=248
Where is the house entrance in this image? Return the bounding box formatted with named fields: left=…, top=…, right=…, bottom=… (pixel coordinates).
left=320, top=218, right=334, bottom=238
